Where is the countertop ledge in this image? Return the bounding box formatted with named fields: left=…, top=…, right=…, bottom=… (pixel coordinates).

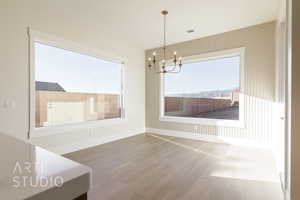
left=0, top=133, right=91, bottom=200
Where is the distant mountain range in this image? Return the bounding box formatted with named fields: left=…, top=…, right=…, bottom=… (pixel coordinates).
left=166, top=89, right=237, bottom=98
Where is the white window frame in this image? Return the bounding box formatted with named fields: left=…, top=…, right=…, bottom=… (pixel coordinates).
left=28, top=29, right=126, bottom=138
left=159, top=47, right=245, bottom=128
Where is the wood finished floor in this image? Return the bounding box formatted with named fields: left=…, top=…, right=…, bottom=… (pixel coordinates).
left=64, top=134, right=283, bottom=200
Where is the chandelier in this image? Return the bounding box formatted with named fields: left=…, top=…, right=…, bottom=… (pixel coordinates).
left=148, top=10, right=182, bottom=73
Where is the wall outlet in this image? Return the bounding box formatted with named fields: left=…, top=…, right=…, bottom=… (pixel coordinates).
left=3, top=100, right=9, bottom=108
left=194, top=125, right=198, bottom=133
left=10, top=100, right=16, bottom=109
left=193, top=125, right=200, bottom=137
left=2, top=100, right=16, bottom=109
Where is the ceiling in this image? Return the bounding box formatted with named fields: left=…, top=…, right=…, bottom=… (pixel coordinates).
left=35, top=0, right=280, bottom=50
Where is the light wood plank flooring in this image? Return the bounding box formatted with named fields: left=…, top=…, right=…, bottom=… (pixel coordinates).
left=64, top=134, right=283, bottom=200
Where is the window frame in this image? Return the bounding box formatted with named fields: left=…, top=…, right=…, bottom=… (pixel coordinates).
left=159, top=47, right=245, bottom=128
left=29, top=29, right=126, bottom=138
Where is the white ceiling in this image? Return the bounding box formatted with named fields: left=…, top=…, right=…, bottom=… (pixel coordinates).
left=49, top=0, right=280, bottom=50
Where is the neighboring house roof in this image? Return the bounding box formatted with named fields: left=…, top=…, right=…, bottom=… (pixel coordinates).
left=36, top=81, right=66, bottom=92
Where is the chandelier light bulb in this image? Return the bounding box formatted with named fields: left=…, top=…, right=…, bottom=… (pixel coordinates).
left=153, top=52, right=156, bottom=56
left=174, top=51, right=177, bottom=55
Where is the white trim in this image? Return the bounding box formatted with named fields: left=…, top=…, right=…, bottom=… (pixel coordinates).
left=28, top=28, right=126, bottom=138
left=159, top=47, right=246, bottom=128
left=284, top=0, right=292, bottom=199
left=159, top=115, right=244, bottom=128
left=146, top=128, right=271, bottom=149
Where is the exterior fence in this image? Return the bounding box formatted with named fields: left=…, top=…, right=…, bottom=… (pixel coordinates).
left=36, top=91, right=121, bottom=127
left=165, top=96, right=238, bottom=118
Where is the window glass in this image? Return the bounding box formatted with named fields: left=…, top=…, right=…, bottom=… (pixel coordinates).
left=35, top=42, right=123, bottom=128
left=164, top=56, right=240, bottom=120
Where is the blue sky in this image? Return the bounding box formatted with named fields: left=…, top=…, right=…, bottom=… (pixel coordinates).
left=35, top=42, right=239, bottom=95
left=35, top=42, right=122, bottom=94
left=164, top=56, right=240, bottom=95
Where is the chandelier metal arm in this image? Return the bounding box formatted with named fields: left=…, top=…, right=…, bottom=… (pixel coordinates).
left=148, top=10, right=183, bottom=74
left=156, top=67, right=182, bottom=74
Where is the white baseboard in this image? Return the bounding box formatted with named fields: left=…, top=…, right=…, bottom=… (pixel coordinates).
left=146, top=128, right=271, bottom=149
left=47, top=129, right=144, bottom=155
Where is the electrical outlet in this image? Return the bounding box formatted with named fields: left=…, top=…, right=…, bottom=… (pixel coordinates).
left=10, top=100, right=16, bottom=109
left=2, top=100, right=16, bottom=109
left=3, top=100, right=9, bottom=108
left=194, top=125, right=198, bottom=132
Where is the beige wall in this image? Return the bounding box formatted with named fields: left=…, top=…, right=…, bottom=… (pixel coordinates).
left=0, top=0, right=145, bottom=153
left=146, top=22, right=276, bottom=145
left=291, top=0, right=300, bottom=199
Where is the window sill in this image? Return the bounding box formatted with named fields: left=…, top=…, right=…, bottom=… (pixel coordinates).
left=159, top=116, right=245, bottom=128
left=30, top=118, right=126, bottom=138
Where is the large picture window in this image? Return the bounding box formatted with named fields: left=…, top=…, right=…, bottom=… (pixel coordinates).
left=161, top=48, right=244, bottom=127
left=32, top=39, right=124, bottom=130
